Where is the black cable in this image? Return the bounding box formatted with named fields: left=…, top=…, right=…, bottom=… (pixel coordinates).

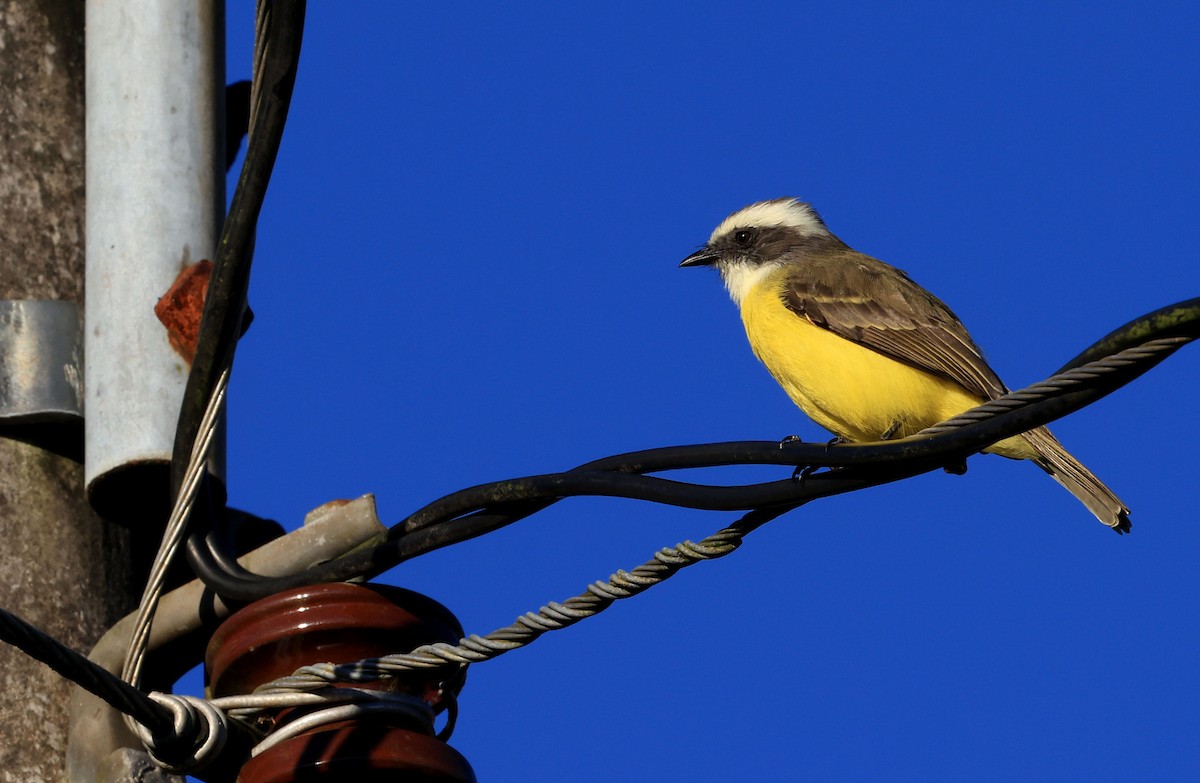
left=199, top=321, right=1194, bottom=599
left=172, top=1, right=305, bottom=492
left=0, top=606, right=174, bottom=736
left=181, top=298, right=1198, bottom=601
left=1057, top=296, right=1200, bottom=371
left=173, top=1, right=306, bottom=589
left=224, top=80, right=252, bottom=171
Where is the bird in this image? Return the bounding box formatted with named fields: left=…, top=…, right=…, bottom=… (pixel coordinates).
left=680, top=197, right=1130, bottom=533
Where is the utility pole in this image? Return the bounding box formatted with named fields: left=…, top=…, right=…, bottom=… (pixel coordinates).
left=0, top=2, right=137, bottom=779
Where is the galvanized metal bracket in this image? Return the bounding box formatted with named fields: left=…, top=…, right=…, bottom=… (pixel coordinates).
left=0, top=300, right=84, bottom=458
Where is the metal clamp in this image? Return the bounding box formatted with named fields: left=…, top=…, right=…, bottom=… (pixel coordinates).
left=0, top=300, right=83, bottom=424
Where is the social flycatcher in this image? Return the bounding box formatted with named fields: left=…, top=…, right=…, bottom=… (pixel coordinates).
left=680, top=198, right=1130, bottom=533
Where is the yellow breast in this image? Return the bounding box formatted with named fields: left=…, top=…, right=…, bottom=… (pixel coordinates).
left=739, top=272, right=994, bottom=444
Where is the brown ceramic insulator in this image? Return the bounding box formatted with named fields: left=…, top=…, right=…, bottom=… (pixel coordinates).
left=206, top=583, right=465, bottom=708
left=236, top=721, right=477, bottom=783
left=205, top=583, right=475, bottom=782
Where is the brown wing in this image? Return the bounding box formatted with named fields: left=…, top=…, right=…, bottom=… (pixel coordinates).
left=782, top=247, right=1008, bottom=400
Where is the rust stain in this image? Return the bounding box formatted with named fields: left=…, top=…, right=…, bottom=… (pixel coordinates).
left=155, top=259, right=212, bottom=364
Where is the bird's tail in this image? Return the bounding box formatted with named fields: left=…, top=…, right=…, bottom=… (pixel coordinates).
left=1023, top=426, right=1131, bottom=534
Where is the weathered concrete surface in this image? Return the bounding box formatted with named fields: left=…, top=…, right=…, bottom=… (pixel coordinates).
left=0, top=2, right=137, bottom=780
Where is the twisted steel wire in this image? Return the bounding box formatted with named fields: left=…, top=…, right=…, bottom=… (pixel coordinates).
left=123, top=368, right=230, bottom=691
left=247, top=513, right=777, bottom=696
left=919, top=336, right=1190, bottom=437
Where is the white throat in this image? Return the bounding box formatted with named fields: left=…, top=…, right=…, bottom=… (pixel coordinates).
left=719, top=261, right=778, bottom=308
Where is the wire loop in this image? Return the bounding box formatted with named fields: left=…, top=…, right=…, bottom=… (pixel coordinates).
left=136, top=692, right=229, bottom=774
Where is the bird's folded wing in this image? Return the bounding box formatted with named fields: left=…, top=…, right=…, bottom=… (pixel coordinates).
left=781, top=250, right=1009, bottom=401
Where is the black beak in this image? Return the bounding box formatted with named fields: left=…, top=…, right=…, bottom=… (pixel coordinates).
left=679, top=246, right=719, bottom=268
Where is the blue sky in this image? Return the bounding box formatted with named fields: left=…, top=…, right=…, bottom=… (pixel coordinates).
left=197, top=3, right=1200, bottom=780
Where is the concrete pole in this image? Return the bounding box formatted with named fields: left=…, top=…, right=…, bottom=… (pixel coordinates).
left=0, top=0, right=137, bottom=779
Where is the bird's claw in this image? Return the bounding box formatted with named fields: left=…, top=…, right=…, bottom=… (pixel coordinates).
left=792, top=463, right=820, bottom=487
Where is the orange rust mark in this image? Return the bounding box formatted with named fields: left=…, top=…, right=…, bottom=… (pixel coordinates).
left=155, top=260, right=212, bottom=364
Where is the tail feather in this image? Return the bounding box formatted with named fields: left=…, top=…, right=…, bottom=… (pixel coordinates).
left=1023, top=427, right=1131, bottom=534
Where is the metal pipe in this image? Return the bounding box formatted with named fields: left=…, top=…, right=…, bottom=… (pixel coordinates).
left=85, top=0, right=226, bottom=521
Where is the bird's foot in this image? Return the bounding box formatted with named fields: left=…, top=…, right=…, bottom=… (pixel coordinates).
left=792, top=463, right=820, bottom=487
left=880, top=421, right=902, bottom=440
left=778, top=434, right=803, bottom=448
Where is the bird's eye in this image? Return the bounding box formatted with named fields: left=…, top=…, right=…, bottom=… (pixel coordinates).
left=733, top=229, right=754, bottom=247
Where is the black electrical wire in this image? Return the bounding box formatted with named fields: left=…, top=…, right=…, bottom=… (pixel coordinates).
left=0, top=606, right=175, bottom=737
left=173, top=1, right=306, bottom=590
left=1056, top=297, right=1200, bottom=371
left=191, top=305, right=1195, bottom=599
left=181, top=298, right=1198, bottom=602
left=324, top=328, right=1195, bottom=564
left=172, top=0, right=305, bottom=490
